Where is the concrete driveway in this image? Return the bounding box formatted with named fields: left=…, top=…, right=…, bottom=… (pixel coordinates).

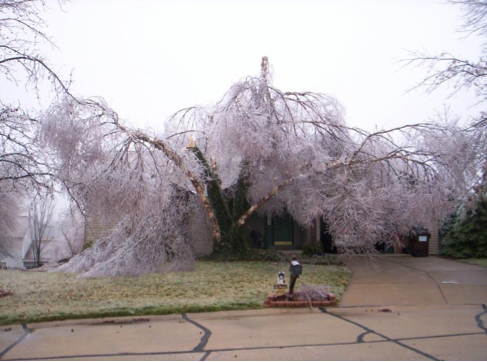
left=340, top=255, right=487, bottom=307
left=1, top=256, right=486, bottom=361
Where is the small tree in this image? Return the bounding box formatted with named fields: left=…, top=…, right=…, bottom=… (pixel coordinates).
left=28, top=195, right=54, bottom=267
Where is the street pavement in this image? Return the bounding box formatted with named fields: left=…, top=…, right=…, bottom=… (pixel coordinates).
left=1, top=256, right=486, bottom=361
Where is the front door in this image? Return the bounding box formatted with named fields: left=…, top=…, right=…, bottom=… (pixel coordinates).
left=273, top=213, right=293, bottom=248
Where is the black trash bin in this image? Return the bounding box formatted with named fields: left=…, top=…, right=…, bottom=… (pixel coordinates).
left=410, top=228, right=430, bottom=257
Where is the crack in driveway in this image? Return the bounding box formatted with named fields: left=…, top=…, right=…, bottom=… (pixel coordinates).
left=0, top=324, right=30, bottom=360
left=181, top=313, right=212, bottom=353
left=320, top=307, right=441, bottom=361
left=356, top=330, right=371, bottom=343
left=475, top=304, right=487, bottom=335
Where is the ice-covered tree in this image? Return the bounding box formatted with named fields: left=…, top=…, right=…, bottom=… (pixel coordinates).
left=40, top=57, right=480, bottom=277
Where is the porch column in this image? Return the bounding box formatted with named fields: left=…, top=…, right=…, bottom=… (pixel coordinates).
left=316, top=218, right=321, bottom=243
left=265, top=215, right=273, bottom=248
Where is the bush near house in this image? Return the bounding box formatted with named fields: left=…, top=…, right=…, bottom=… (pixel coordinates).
left=441, top=198, right=487, bottom=259
left=301, top=243, right=343, bottom=266
left=302, top=243, right=324, bottom=257
left=204, top=247, right=344, bottom=266
left=202, top=248, right=286, bottom=262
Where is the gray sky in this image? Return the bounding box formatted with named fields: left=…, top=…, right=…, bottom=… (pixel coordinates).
left=5, top=0, right=485, bottom=132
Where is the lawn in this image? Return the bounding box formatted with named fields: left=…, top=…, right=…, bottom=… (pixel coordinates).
left=461, top=258, right=487, bottom=268
left=0, top=261, right=351, bottom=325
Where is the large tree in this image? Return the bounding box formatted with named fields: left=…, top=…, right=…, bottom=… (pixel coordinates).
left=40, top=57, right=479, bottom=277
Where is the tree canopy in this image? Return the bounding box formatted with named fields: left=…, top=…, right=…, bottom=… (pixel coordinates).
left=39, top=57, right=482, bottom=277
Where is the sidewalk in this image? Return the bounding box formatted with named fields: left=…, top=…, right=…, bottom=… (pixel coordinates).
left=1, top=306, right=486, bottom=361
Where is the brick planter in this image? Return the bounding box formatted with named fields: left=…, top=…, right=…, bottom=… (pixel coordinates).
left=264, top=293, right=336, bottom=308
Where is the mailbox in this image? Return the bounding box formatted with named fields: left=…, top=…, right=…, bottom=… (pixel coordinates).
left=288, top=256, right=302, bottom=300
left=410, top=228, right=430, bottom=257
left=290, top=261, right=302, bottom=276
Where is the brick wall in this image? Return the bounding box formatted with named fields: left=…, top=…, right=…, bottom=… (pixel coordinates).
left=187, top=205, right=213, bottom=256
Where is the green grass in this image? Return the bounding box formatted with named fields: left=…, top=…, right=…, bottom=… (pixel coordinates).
left=0, top=261, right=351, bottom=326
left=460, top=258, right=487, bottom=268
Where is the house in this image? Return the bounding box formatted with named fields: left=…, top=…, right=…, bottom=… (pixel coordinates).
left=188, top=207, right=440, bottom=257
left=21, top=223, right=62, bottom=268
left=0, top=215, right=65, bottom=269
left=83, top=209, right=440, bottom=258
left=0, top=215, right=28, bottom=269
left=80, top=184, right=441, bottom=258
left=82, top=203, right=441, bottom=257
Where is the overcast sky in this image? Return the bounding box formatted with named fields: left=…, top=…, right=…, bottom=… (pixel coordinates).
left=5, top=0, right=485, bottom=133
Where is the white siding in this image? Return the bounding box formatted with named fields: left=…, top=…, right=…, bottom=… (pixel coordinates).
left=84, top=219, right=113, bottom=246
left=429, top=224, right=439, bottom=255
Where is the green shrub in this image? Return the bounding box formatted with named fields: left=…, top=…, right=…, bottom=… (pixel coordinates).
left=441, top=197, right=487, bottom=258
left=201, top=248, right=286, bottom=262
left=301, top=254, right=344, bottom=266
left=302, top=243, right=324, bottom=257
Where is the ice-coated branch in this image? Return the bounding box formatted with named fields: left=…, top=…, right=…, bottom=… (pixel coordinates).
left=113, top=120, right=222, bottom=245
left=237, top=177, right=295, bottom=226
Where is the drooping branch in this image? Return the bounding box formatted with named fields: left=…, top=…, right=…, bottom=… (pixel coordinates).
left=237, top=177, right=296, bottom=226
left=113, top=121, right=222, bottom=244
